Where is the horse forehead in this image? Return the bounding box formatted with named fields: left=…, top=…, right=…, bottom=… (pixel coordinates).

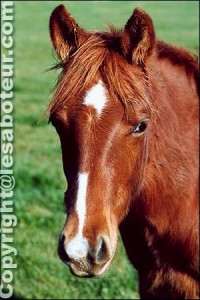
left=51, top=81, right=108, bottom=125
left=83, top=80, right=108, bottom=115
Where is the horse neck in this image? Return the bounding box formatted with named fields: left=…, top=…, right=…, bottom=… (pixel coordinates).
left=134, top=54, right=198, bottom=229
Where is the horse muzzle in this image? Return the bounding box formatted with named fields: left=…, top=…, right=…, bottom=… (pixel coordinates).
left=58, top=233, right=114, bottom=278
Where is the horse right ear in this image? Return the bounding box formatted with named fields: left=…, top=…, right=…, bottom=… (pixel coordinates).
left=122, top=7, right=155, bottom=66
left=49, top=5, right=87, bottom=61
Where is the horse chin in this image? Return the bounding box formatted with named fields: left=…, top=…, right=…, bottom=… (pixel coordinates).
left=69, top=267, right=94, bottom=278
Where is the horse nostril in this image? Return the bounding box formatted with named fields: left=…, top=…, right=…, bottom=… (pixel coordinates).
left=58, top=233, right=70, bottom=264
left=95, top=236, right=111, bottom=264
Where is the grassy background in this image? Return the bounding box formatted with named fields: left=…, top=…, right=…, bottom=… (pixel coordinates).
left=12, top=1, right=198, bottom=299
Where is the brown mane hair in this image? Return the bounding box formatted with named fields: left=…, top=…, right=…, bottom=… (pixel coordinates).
left=48, top=31, right=152, bottom=116
left=156, top=40, right=199, bottom=90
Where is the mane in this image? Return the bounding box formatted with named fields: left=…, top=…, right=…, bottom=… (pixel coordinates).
left=48, top=29, right=152, bottom=115
left=156, top=40, right=199, bottom=88
left=48, top=28, right=198, bottom=113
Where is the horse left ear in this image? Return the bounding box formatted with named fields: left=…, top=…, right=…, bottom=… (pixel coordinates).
left=49, top=4, right=88, bottom=61
left=122, top=8, right=155, bottom=66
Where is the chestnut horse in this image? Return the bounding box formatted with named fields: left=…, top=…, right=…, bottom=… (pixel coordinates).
left=48, top=5, right=199, bottom=299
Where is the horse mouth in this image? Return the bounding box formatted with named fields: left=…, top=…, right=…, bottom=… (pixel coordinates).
left=66, top=257, right=113, bottom=278
left=58, top=232, right=116, bottom=278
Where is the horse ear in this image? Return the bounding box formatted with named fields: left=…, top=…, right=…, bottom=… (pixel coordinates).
left=49, top=5, right=87, bottom=61
left=122, top=7, right=155, bottom=65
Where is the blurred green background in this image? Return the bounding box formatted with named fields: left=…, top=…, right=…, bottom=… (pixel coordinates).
left=13, top=1, right=198, bottom=299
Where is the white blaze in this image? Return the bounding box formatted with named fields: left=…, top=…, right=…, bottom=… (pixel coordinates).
left=83, top=80, right=107, bottom=115
left=66, top=80, right=108, bottom=259
left=66, top=173, right=89, bottom=259
left=76, top=173, right=88, bottom=236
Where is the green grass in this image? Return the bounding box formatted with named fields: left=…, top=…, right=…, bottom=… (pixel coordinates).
left=11, top=1, right=199, bottom=299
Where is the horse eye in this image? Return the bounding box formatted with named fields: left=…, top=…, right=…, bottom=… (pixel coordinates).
left=132, top=120, right=148, bottom=134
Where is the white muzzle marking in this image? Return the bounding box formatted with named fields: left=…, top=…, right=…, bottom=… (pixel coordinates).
left=66, top=236, right=89, bottom=260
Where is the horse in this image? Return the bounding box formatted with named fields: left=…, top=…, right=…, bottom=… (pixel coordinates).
left=48, top=5, right=199, bottom=299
